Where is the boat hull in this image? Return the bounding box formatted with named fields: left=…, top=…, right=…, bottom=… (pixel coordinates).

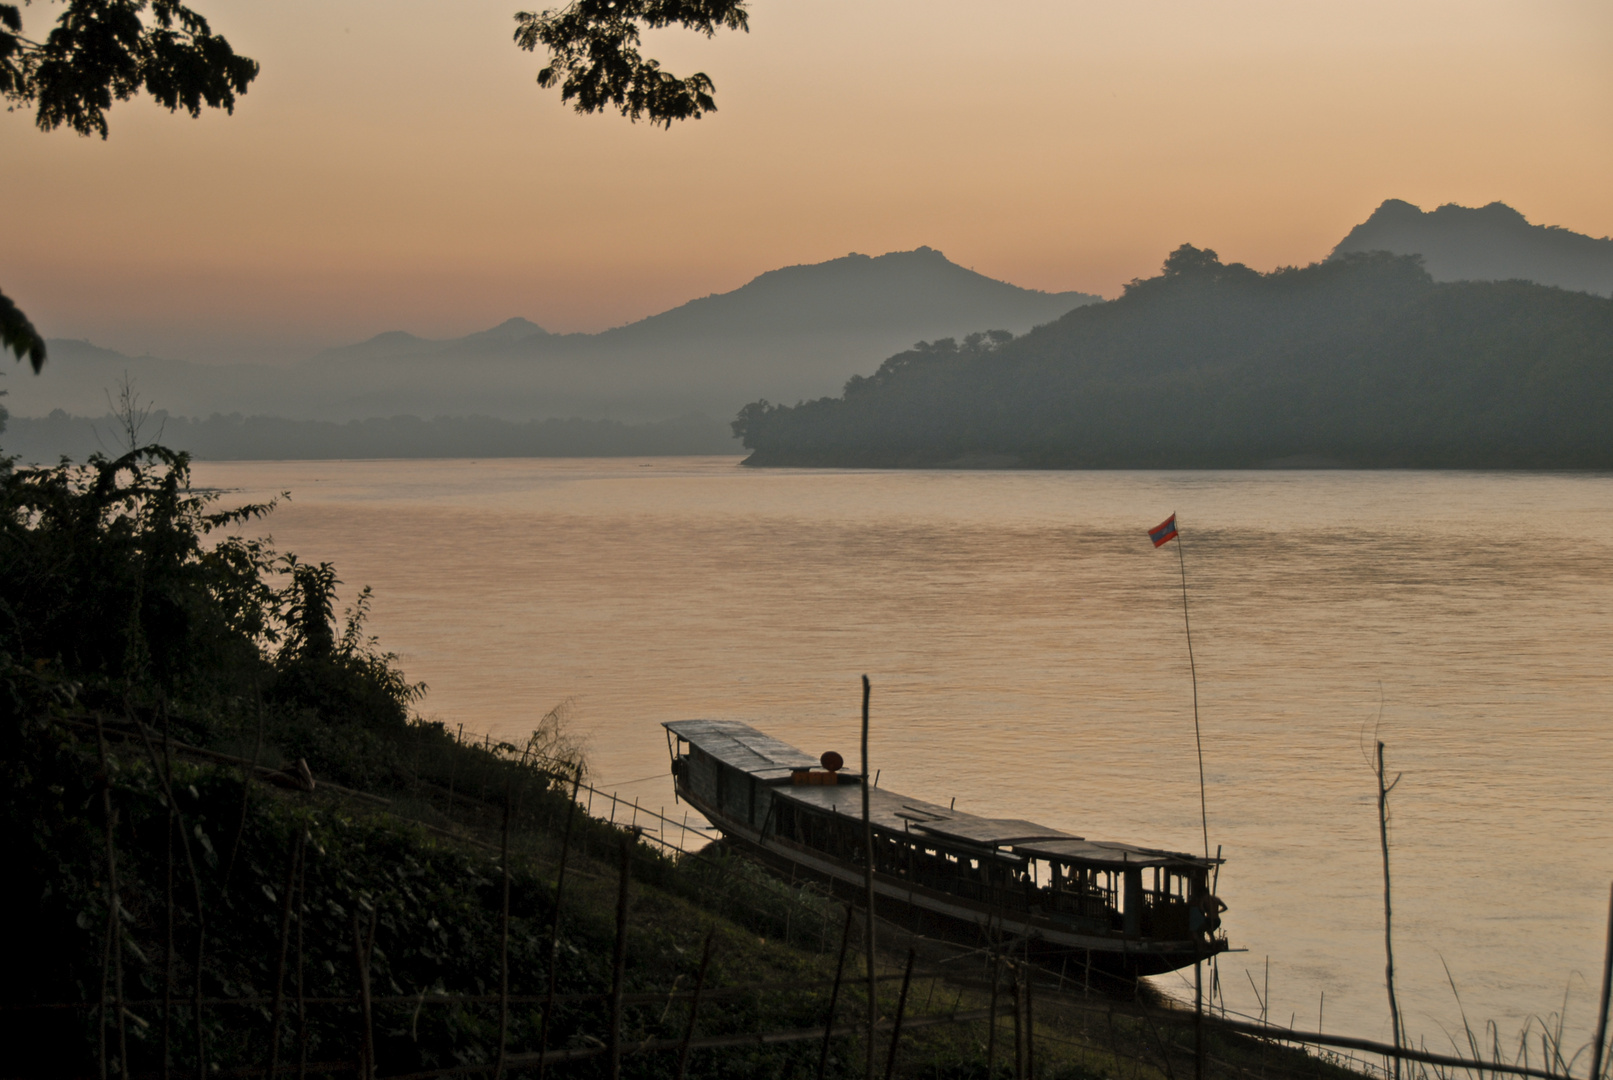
left=677, top=786, right=1222, bottom=981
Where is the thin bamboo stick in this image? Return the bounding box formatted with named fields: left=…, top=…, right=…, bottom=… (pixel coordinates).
left=608, top=836, right=632, bottom=1080
left=494, top=788, right=512, bottom=1080
left=1170, top=520, right=1210, bottom=861
left=1195, top=950, right=1204, bottom=1080
left=268, top=831, right=304, bottom=1080
left=882, top=949, right=916, bottom=1080
left=224, top=681, right=267, bottom=891
left=446, top=724, right=463, bottom=811
left=130, top=710, right=212, bottom=1080
left=351, top=910, right=377, bottom=1080
left=1378, top=740, right=1404, bottom=1080
left=1027, top=952, right=1037, bottom=1080
left=674, top=931, right=715, bottom=1080
left=96, top=716, right=128, bottom=1080
left=1590, top=881, right=1613, bottom=1080
left=861, top=675, right=877, bottom=1080
left=537, top=769, right=582, bottom=1080
left=818, top=905, right=856, bottom=1080
left=163, top=772, right=175, bottom=1080
left=294, top=834, right=309, bottom=1080
left=987, top=948, right=1001, bottom=1078
left=1013, top=962, right=1024, bottom=1080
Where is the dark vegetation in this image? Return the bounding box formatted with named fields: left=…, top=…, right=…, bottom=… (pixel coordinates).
left=513, top=0, right=750, bottom=127
left=0, top=443, right=1371, bottom=1077
left=732, top=245, right=1613, bottom=469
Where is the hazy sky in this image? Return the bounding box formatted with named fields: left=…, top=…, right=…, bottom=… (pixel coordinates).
left=4, top=0, right=1610, bottom=364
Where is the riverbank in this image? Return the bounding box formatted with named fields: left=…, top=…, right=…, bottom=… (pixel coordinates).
left=2, top=705, right=1372, bottom=1079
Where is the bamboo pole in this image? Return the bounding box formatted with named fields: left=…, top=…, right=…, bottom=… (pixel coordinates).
left=882, top=949, right=916, bottom=1080
left=446, top=723, right=463, bottom=811
left=1168, top=519, right=1210, bottom=860
left=861, top=675, right=877, bottom=1080
left=494, top=788, right=512, bottom=1080
left=224, top=681, right=266, bottom=891
left=162, top=773, right=175, bottom=1080
left=537, top=769, right=582, bottom=1080
left=1027, top=954, right=1037, bottom=1080
left=674, top=931, right=715, bottom=1080
left=1013, top=962, right=1024, bottom=1080
left=294, top=837, right=309, bottom=1080
left=351, top=908, right=378, bottom=1080
left=96, top=716, right=129, bottom=1080
left=608, top=836, right=632, bottom=1080
left=1590, top=881, right=1613, bottom=1080
left=1133, top=979, right=1181, bottom=1080
left=1377, top=741, right=1404, bottom=1080
left=987, top=948, right=1001, bottom=1078
left=268, top=831, right=305, bottom=1080
left=818, top=905, right=856, bottom=1080
left=1195, top=948, right=1204, bottom=1080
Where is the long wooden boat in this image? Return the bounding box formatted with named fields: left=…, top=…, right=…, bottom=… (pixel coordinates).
left=664, top=719, right=1228, bottom=980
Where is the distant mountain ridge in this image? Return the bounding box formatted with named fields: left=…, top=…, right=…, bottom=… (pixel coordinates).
left=1331, top=199, right=1613, bottom=297
left=733, top=244, right=1613, bottom=469
left=9, top=248, right=1098, bottom=427
left=306, top=248, right=1095, bottom=366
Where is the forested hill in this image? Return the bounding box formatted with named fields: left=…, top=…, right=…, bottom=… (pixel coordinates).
left=1332, top=200, right=1613, bottom=297
left=731, top=246, right=1613, bottom=469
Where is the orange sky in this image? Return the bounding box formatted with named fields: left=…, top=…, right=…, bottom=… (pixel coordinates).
left=3, top=0, right=1611, bottom=364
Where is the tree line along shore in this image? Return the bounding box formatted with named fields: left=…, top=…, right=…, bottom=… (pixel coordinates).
left=732, top=247, right=1613, bottom=470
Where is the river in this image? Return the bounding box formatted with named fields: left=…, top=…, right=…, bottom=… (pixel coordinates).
left=194, top=456, right=1613, bottom=1059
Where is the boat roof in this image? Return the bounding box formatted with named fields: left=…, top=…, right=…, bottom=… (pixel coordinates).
left=663, top=719, right=823, bottom=780
left=1011, top=837, right=1219, bottom=870
left=666, top=720, right=1219, bottom=870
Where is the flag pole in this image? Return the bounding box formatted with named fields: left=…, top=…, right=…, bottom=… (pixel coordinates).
left=1173, top=515, right=1210, bottom=860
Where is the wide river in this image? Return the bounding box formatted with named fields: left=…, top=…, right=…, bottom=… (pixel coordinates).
left=195, top=457, right=1613, bottom=1060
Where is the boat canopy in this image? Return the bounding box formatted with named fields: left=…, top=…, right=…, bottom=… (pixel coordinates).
left=1013, top=837, right=1219, bottom=871
left=664, top=719, right=822, bottom=780
left=666, top=719, right=1219, bottom=872
left=772, top=784, right=952, bottom=833
left=917, top=817, right=1077, bottom=847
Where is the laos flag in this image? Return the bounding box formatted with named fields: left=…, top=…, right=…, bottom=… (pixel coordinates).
left=1149, top=513, right=1179, bottom=548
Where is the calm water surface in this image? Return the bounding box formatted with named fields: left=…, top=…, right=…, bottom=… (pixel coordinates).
left=194, top=457, right=1613, bottom=1055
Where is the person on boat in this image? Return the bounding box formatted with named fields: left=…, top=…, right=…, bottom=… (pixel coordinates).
left=1190, top=889, right=1226, bottom=936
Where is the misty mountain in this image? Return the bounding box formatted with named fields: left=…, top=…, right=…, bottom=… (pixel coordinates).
left=0, top=409, right=735, bottom=465
left=733, top=245, right=1613, bottom=469
left=1332, top=199, right=1613, bottom=297
left=4, top=248, right=1098, bottom=428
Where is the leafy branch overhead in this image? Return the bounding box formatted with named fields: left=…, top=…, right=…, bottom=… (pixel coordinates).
left=1, top=0, right=258, bottom=138
left=1, top=287, right=46, bottom=372
left=1, top=1, right=739, bottom=376
left=514, top=0, right=749, bottom=126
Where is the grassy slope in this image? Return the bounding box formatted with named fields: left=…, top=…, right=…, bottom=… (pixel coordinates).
left=2, top=708, right=1366, bottom=1080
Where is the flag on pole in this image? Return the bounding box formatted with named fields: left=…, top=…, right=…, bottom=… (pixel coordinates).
left=1149, top=513, right=1179, bottom=548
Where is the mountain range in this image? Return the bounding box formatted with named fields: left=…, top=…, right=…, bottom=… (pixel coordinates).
left=733, top=244, right=1613, bottom=469
left=3, top=248, right=1098, bottom=433
left=6, top=200, right=1612, bottom=464
left=1331, top=199, right=1613, bottom=296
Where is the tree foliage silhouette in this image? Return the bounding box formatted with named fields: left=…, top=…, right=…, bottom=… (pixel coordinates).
left=514, top=0, right=748, bottom=126
left=3, top=0, right=749, bottom=374
left=0, top=0, right=258, bottom=139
